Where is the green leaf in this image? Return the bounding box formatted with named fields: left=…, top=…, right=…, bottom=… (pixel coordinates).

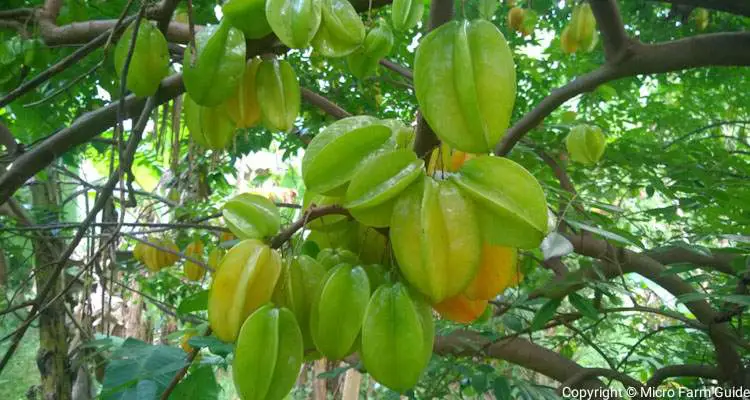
left=568, top=293, right=598, bottom=320
left=675, top=292, right=710, bottom=304
left=530, top=299, right=562, bottom=331
left=177, top=290, right=209, bottom=314
left=316, top=365, right=350, bottom=379
left=502, top=314, right=524, bottom=332
left=718, top=295, right=750, bottom=307
left=492, top=376, right=511, bottom=400
left=169, top=365, right=220, bottom=400
left=187, top=336, right=234, bottom=357
left=101, top=338, right=186, bottom=399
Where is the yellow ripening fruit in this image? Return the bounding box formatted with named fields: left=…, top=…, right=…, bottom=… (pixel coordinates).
left=208, top=239, right=282, bottom=343
left=184, top=240, right=206, bottom=282
left=463, top=244, right=518, bottom=300
left=560, top=25, right=577, bottom=53
left=507, top=7, right=525, bottom=32
left=208, top=248, right=226, bottom=273
left=433, top=293, right=488, bottom=324
left=143, top=237, right=180, bottom=272
left=694, top=8, right=709, bottom=31
left=226, top=58, right=262, bottom=129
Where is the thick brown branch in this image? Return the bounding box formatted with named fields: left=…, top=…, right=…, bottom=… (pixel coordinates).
left=646, top=246, right=737, bottom=275
left=495, top=32, right=750, bottom=156
left=0, top=74, right=184, bottom=205
left=589, top=0, right=630, bottom=61
left=653, top=0, right=750, bottom=17
left=301, top=87, right=352, bottom=119
left=379, top=59, right=413, bottom=80
left=646, top=364, right=722, bottom=387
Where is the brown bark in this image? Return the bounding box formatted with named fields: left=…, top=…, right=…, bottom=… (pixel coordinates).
left=30, top=174, right=72, bottom=400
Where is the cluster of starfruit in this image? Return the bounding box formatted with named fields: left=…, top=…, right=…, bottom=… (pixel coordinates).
left=507, top=7, right=538, bottom=36
left=560, top=3, right=598, bottom=54
left=131, top=236, right=224, bottom=280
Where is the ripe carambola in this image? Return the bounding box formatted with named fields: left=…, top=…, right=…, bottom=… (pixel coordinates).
left=451, top=156, right=548, bottom=249
left=361, top=283, right=434, bottom=392
left=463, top=244, right=518, bottom=300
left=208, top=239, right=282, bottom=342
left=142, top=237, right=180, bottom=272
left=566, top=125, right=606, bottom=165
left=114, top=21, right=169, bottom=97
left=390, top=177, right=481, bottom=303
left=414, top=20, right=516, bottom=153
left=222, top=193, right=281, bottom=240
left=272, top=255, right=327, bottom=350
left=183, top=21, right=246, bottom=107
left=256, top=58, right=301, bottom=132
left=433, top=293, right=488, bottom=323
left=184, top=240, right=206, bottom=281
left=233, top=305, right=303, bottom=400
left=184, top=94, right=236, bottom=150
left=310, top=264, right=370, bottom=359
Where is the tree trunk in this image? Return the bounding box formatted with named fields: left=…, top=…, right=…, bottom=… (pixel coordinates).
left=31, top=174, right=73, bottom=400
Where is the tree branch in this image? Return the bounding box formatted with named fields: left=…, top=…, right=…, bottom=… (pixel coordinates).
left=588, top=0, right=630, bottom=61
left=301, top=87, right=352, bottom=119
left=159, top=327, right=211, bottom=400
left=558, top=368, right=642, bottom=393
left=269, top=205, right=350, bottom=249
left=495, top=31, right=750, bottom=156
left=646, top=246, right=737, bottom=275
left=647, top=364, right=722, bottom=387
left=379, top=59, right=413, bottom=80
left=652, top=0, right=750, bottom=17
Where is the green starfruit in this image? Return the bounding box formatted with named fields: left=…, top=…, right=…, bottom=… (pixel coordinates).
left=383, top=118, right=415, bottom=149
left=272, top=255, right=327, bottom=350
left=208, top=239, right=282, bottom=342
left=451, top=156, right=548, bottom=249
left=316, top=247, right=359, bottom=270
left=114, top=21, right=169, bottom=97
left=361, top=283, right=434, bottom=392
left=222, top=193, right=281, bottom=240
left=256, top=58, right=300, bottom=132
left=311, top=0, right=366, bottom=57
left=310, top=264, right=370, bottom=359
left=345, top=149, right=425, bottom=227
left=233, top=304, right=303, bottom=400
left=566, top=125, right=606, bottom=165
left=414, top=20, right=516, bottom=153
left=184, top=94, right=237, bottom=150
left=266, top=0, right=322, bottom=49
left=226, top=58, right=262, bottom=128
left=223, top=0, right=273, bottom=39
left=302, top=116, right=392, bottom=196
left=570, top=3, right=597, bottom=52
left=346, top=21, right=394, bottom=79
left=391, top=0, right=423, bottom=31
left=183, top=21, right=246, bottom=106
left=390, top=177, right=481, bottom=303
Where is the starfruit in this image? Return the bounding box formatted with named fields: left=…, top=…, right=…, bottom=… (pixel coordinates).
left=463, top=244, right=517, bottom=300
left=143, top=237, right=180, bottom=272
left=302, top=191, right=348, bottom=231
left=694, top=8, right=709, bottom=31
left=222, top=193, right=281, bottom=240
left=414, top=20, right=516, bottom=153
left=316, top=247, right=359, bottom=269
left=302, top=116, right=392, bottom=196
left=226, top=58, right=262, bottom=128
left=518, top=9, right=538, bottom=36
left=256, top=58, right=300, bottom=132
left=383, top=118, right=415, bottom=149
left=307, top=220, right=360, bottom=251
left=266, top=0, right=322, bottom=49
left=208, top=239, right=282, bottom=342
left=426, top=143, right=474, bottom=176
left=184, top=94, right=236, bottom=150
left=272, top=256, right=327, bottom=350
left=346, top=21, right=394, bottom=79
left=311, top=0, right=366, bottom=57
left=310, top=264, right=370, bottom=359
left=566, top=124, right=606, bottom=165
left=361, top=283, right=434, bottom=392
left=478, top=0, right=498, bottom=21
left=391, top=0, right=423, bottom=32
left=390, top=177, right=481, bottom=303
left=184, top=240, right=206, bottom=281
left=344, top=149, right=424, bottom=227
left=183, top=21, right=246, bottom=106
left=223, top=0, right=273, bottom=39
left=208, top=248, right=226, bottom=272
left=560, top=26, right=577, bottom=53
left=133, top=242, right=146, bottom=263
left=507, top=7, right=524, bottom=32
left=233, top=304, right=303, bottom=400
left=114, top=21, right=169, bottom=97
left=433, top=293, right=488, bottom=323
left=570, top=3, right=597, bottom=51
left=362, top=263, right=389, bottom=290
left=452, top=156, right=548, bottom=249
left=357, top=225, right=388, bottom=265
